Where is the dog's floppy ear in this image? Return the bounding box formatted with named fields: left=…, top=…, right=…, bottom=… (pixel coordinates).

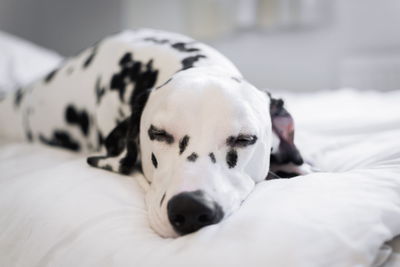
left=269, top=97, right=303, bottom=167
left=87, top=88, right=151, bottom=175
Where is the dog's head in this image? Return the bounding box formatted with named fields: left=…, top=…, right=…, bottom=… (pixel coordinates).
left=88, top=67, right=302, bottom=237
left=140, top=67, right=272, bottom=236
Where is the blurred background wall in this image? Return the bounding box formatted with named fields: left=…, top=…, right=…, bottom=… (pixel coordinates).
left=1, top=0, right=400, bottom=91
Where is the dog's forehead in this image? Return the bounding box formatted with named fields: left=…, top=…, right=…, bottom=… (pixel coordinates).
left=147, top=71, right=260, bottom=132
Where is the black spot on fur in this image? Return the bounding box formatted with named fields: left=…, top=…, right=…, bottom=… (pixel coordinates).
left=88, top=51, right=157, bottom=175
left=87, top=155, right=106, bottom=167
left=226, top=149, right=238, bottom=168
left=109, top=89, right=153, bottom=175
left=14, top=88, right=24, bottom=107
left=128, top=59, right=158, bottom=106
left=87, top=118, right=135, bottom=175
left=39, top=130, right=80, bottom=151
left=102, top=165, right=113, bottom=171
left=110, top=52, right=158, bottom=103
left=181, top=55, right=206, bottom=70
left=83, top=45, right=98, bottom=68
left=115, top=118, right=123, bottom=125
left=148, top=125, right=174, bottom=144
left=160, top=192, right=166, bottom=207
left=104, top=119, right=130, bottom=156
left=65, top=105, right=90, bottom=136
left=118, top=58, right=158, bottom=174
left=118, top=88, right=154, bottom=175
left=187, top=152, right=198, bottom=162
left=144, top=37, right=205, bottom=71
left=171, top=42, right=200, bottom=53
left=44, top=68, right=58, bottom=83
left=151, top=153, right=158, bottom=168
left=144, top=37, right=170, bottom=44
left=119, top=140, right=138, bottom=175
left=209, top=153, right=216, bottom=163
left=179, top=135, right=189, bottom=154
left=110, top=53, right=139, bottom=101
left=144, top=38, right=201, bottom=54
left=95, top=77, right=106, bottom=104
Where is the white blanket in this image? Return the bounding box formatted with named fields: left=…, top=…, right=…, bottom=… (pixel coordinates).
left=1, top=89, right=399, bottom=267
left=0, top=32, right=400, bottom=267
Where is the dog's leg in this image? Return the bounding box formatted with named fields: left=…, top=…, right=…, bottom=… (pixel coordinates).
left=87, top=117, right=140, bottom=175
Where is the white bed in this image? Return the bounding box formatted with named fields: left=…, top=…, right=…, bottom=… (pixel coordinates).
left=1, top=31, right=400, bottom=267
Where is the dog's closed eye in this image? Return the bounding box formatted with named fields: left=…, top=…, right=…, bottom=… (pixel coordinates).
left=227, top=134, right=257, bottom=148
left=148, top=125, right=174, bottom=144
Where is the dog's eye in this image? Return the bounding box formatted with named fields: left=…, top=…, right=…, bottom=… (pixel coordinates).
left=227, top=134, right=258, bottom=147
left=148, top=125, right=174, bottom=144
left=152, top=128, right=167, bottom=137
left=235, top=135, right=258, bottom=146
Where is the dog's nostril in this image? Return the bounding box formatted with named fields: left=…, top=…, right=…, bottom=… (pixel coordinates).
left=167, top=191, right=223, bottom=235
left=172, top=214, right=185, bottom=226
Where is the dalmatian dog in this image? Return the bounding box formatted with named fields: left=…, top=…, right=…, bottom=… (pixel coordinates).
left=0, top=29, right=307, bottom=237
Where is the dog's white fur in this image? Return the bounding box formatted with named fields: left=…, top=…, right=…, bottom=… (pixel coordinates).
left=0, top=29, right=305, bottom=237
left=141, top=67, right=272, bottom=236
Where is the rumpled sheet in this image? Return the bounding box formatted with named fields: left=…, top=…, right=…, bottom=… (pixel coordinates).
left=0, top=88, right=399, bottom=267
left=0, top=31, right=400, bottom=267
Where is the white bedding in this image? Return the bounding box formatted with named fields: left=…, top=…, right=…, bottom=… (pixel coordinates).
left=1, top=32, right=400, bottom=267
left=0, top=31, right=61, bottom=94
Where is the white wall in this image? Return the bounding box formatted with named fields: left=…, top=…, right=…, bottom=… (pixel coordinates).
left=209, top=0, right=400, bottom=91
left=1, top=0, right=400, bottom=91
left=0, top=0, right=123, bottom=55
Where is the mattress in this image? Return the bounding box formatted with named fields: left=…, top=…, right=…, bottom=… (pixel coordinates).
left=1, top=31, right=400, bottom=267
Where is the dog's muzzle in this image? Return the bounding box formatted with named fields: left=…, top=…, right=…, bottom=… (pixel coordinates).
left=167, top=190, right=224, bottom=235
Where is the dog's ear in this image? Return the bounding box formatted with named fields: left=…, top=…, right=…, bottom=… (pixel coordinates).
left=87, top=88, right=151, bottom=175
left=269, top=97, right=304, bottom=167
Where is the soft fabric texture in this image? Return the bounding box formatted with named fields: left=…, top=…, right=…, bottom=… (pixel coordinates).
left=1, top=88, right=400, bottom=267
left=0, top=31, right=61, bottom=94
left=0, top=31, right=400, bottom=267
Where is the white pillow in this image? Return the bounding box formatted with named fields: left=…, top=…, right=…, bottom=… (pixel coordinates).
left=0, top=31, right=62, bottom=94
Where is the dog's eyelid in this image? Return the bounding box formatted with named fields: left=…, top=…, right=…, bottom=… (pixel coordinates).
left=151, top=126, right=167, bottom=135
left=227, top=134, right=257, bottom=147
left=148, top=125, right=174, bottom=143
left=237, top=134, right=258, bottom=145
left=237, top=133, right=255, bottom=139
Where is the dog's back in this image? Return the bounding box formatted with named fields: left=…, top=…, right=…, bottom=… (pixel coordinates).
left=0, top=29, right=240, bottom=152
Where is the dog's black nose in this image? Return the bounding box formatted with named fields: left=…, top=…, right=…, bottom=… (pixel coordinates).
left=167, top=190, right=223, bottom=235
